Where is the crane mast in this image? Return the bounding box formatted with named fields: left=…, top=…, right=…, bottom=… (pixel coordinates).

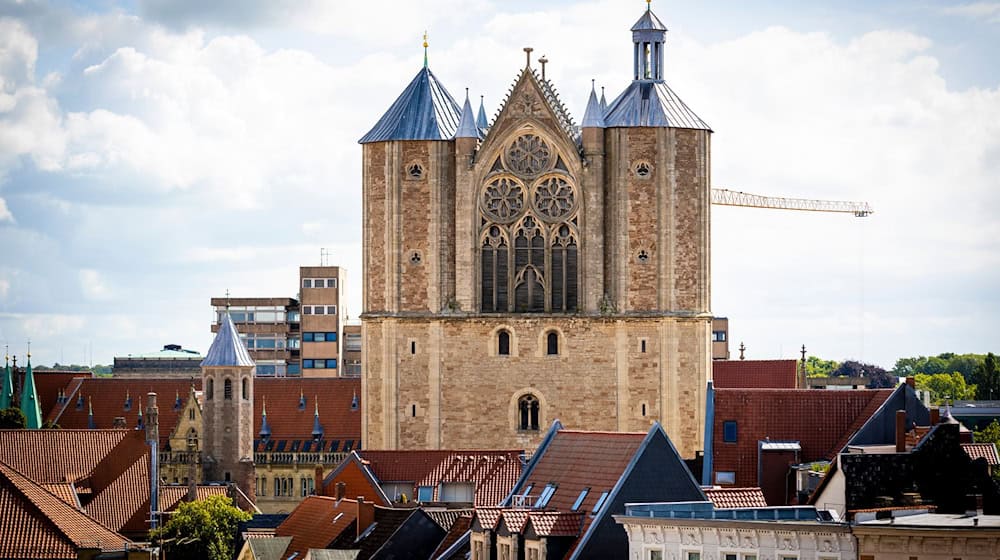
left=712, top=188, right=873, bottom=217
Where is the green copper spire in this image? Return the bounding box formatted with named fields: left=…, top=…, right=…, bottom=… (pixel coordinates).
left=19, top=351, right=42, bottom=429
left=0, top=350, right=12, bottom=409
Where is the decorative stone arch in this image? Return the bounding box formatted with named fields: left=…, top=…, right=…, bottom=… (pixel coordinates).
left=536, top=326, right=566, bottom=358
left=507, top=388, right=548, bottom=433
left=488, top=325, right=519, bottom=357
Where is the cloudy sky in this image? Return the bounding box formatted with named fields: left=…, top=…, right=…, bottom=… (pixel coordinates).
left=0, top=0, right=998, bottom=369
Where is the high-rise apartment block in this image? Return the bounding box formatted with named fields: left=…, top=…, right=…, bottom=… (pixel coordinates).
left=211, top=266, right=354, bottom=378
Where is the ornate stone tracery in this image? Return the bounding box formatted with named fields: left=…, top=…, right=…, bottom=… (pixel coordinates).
left=506, top=134, right=551, bottom=175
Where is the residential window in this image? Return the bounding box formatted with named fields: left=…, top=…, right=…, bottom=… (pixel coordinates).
left=440, top=482, right=474, bottom=503
left=686, top=553, right=701, bottom=560
left=592, top=491, right=609, bottom=514
left=535, top=483, right=557, bottom=508
left=259, top=477, right=267, bottom=497
left=723, top=420, right=737, bottom=442
left=417, top=486, right=434, bottom=502
left=724, top=554, right=737, bottom=560
left=649, top=552, right=664, bottom=560
left=327, top=305, right=337, bottom=315
left=546, top=331, right=558, bottom=355
left=528, top=550, right=539, bottom=560
left=745, top=556, right=757, bottom=560
left=224, top=379, right=232, bottom=400
left=303, top=279, right=312, bottom=288
left=325, top=332, right=337, bottom=342
left=303, top=332, right=314, bottom=342
left=571, top=488, right=589, bottom=511
left=499, top=544, right=511, bottom=560
left=498, top=330, right=511, bottom=355
left=344, top=334, right=362, bottom=352
left=518, top=394, right=540, bottom=431
left=274, top=478, right=280, bottom=496
left=713, top=330, right=727, bottom=342
left=303, top=360, right=315, bottom=369
left=303, top=306, right=312, bottom=315
left=325, top=359, right=338, bottom=369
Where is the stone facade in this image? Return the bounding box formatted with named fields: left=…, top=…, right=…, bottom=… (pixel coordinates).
left=202, top=364, right=255, bottom=499
left=362, top=64, right=711, bottom=457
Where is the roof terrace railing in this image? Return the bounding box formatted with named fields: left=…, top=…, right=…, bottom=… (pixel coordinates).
left=624, top=501, right=822, bottom=522
left=254, top=451, right=348, bottom=466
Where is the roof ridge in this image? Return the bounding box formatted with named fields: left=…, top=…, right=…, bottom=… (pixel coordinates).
left=0, top=458, right=130, bottom=549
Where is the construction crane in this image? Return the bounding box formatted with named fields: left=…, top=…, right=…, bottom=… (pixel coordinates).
left=711, top=188, right=873, bottom=217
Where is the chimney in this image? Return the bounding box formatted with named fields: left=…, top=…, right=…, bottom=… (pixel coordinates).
left=895, top=410, right=907, bottom=453
left=336, top=481, right=347, bottom=501
left=356, top=497, right=374, bottom=540
left=146, top=393, right=160, bottom=530
left=930, top=407, right=940, bottom=425
left=906, top=377, right=915, bottom=389
left=313, top=465, right=323, bottom=496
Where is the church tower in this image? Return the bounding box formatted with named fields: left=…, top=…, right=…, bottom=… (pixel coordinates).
left=361, top=5, right=712, bottom=457
left=201, top=312, right=256, bottom=499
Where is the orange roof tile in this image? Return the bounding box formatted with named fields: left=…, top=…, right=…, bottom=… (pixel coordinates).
left=498, top=509, right=530, bottom=533
left=473, top=507, right=503, bottom=530
left=319, top=455, right=389, bottom=505
left=358, top=449, right=523, bottom=507
left=0, top=429, right=131, bottom=484
left=254, top=378, right=361, bottom=451
left=704, top=487, right=768, bottom=509
left=0, top=459, right=132, bottom=557
left=274, top=496, right=358, bottom=560
left=712, top=389, right=893, bottom=488
left=159, top=486, right=230, bottom=512
left=963, top=442, right=1000, bottom=466
left=713, top=360, right=798, bottom=389
left=430, top=514, right=472, bottom=559
left=31, top=371, right=91, bottom=420
left=41, top=483, right=79, bottom=508
left=525, top=511, right=583, bottom=537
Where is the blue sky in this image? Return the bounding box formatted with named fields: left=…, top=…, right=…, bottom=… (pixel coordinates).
left=0, top=0, right=998, bottom=369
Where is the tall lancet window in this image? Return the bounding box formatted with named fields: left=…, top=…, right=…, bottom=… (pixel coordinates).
left=479, top=133, right=579, bottom=313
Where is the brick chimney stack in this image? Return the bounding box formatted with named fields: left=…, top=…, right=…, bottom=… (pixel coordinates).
left=895, top=410, right=907, bottom=453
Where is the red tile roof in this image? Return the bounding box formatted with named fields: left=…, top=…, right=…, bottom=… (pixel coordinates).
left=31, top=371, right=91, bottom=420
left=357, top=449, right=523, bottom=507
left=474, top=507, right=503, bottom=530
left=159, top=485, right=230, bottom=512
left=41, top=483, right=79, bottom=508
left=48, top=378, right=197, bottom=446
left=498, top=509, right=530, bottom=533
left=430, top=514, right=472, bottom=559
left=525, top=511, right=583, bottom=537
left=254, top=378, right=361, bottom=450
left=0, top=429, right=131, bottom=484
left=963, top=443, right=1000, bottom=466
left=712, top=389, right=893, bottom=488
left=704, top=487, right=768, bottom=509
left=320, top=455, right=390, bottom=505
left=274, top=496, right=358, bottom=560
left=713, top=360, right=798, bottom=389
left=0, top=459, right=133, bottom=558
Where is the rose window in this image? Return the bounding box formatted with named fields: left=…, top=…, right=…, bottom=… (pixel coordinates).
left=506, top=135, right=550, bottom=175
left=482, top=176, right=524, bottom=222
left=533, top=176, right=575, bottom=220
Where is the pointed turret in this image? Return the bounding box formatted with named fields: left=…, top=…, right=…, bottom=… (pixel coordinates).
left=259, top=397, right=271, bottom=440
left=600, top=87, right=608, bottom=113
left=582, top=81, right=606, bottom=128
left=359, top=66, right=462, bottom=143
left=136, top=407, right=144, bottom=430
left=19, top=353, right=41, bottom=429
left=455, top=90, right=480, bottom=139
left=87, top=397, right=95, bottom=429
left=201, top=312, right=254, bottom=367
left=311, top=397, right=324, bottom=441
left=0, top=352, right=12, bottom=410
left=477, top=95, right=489, bottom=131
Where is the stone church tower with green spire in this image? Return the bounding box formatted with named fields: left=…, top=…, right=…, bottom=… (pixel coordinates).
left=360, top=4, right=712, bottom=458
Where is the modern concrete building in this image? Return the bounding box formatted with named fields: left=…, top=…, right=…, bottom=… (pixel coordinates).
left=712, top=317, right=729, bottom=360
left=112, top=344, right=202, bottom=378
left=211, top=265, right=347, bottom=377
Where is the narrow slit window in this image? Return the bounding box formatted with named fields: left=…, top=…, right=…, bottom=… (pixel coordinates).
left=546, top=332, right=558, bottom=356
left=411, top=341, right=416, bottom=354
left=498, top=330, right=511, bottom=355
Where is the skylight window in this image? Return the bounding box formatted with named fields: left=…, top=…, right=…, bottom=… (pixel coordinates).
left=535, top=483, right=557, bottom=508
left=571, top=488, right=590, bottom=511
left=591, top=491, right=610, bottom=514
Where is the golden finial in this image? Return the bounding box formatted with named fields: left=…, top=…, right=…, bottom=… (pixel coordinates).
left=423, top=31, right=429, bottom=68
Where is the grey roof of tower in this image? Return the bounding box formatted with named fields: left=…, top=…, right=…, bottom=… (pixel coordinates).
left=359, top=66, right=462, bottom=144
left=477, top=97, right=489, bottom=130
left=581, top=85, right=606, bottom=128
left=201, top=312, right=255, bottom=367
left=455, top=94, right=480, bottom=139
left=632, top=9, right=668, bottom=31
left=604, top=80, right=711, bottom=130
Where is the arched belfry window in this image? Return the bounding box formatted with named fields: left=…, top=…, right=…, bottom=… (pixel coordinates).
left=498, top=330, right=511, bottom=356
left=519, top=394, right=540, bottom=431
left=206, top=378, right=214, bottom=400
left=479, top=133, right=579, bottom=313
left=224, top=379, right=232, bottom=400
left=242, top=378, right=249, bottom=401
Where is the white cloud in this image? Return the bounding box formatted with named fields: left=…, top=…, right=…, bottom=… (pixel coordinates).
left=942, top=2, right=1000, bottom=23
left=0, top=277, right=9, bottom=301
left=0, top=197, right=12, bottom=223
left=79, top=269, right=112, bottom=301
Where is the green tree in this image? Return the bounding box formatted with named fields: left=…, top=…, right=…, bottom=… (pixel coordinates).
left=975, top=419, right=1000, bottom=446
left=151, top=494, right=251, bottom=560
left=914, top=372, right=977, bottom=404
left=972, top=353, right=1000, bottom=400
left=0, top=408, right=27, bottom=429
left=805, top=356, right=839, bottom=378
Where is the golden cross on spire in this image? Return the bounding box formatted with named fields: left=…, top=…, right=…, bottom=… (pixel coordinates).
left=423, top=31, right=429, bottom=68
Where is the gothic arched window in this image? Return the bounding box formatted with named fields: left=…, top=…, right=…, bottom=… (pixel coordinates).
left=546, top=332, right=559, bottom=356
left=518, top=394, right=540, bottom=431
left=479, top=134, right=578, bottom=314
left=498, top=330, right=511, bottom=356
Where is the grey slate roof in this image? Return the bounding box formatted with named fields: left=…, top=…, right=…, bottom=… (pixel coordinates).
left=604, top=80, right=711, bottom=130
left=477, top=97, right=489, bottom=130
left=201, top=312, right=254, bottom=367
left=455, top=94, right=480, bottom=139
left=632, top=9, right=668, bottom=31
left=247, top=536, right=291, bottom=560
left=581, top=84, right=606, bottom=128
left=359, top=67, right=462, bottom=144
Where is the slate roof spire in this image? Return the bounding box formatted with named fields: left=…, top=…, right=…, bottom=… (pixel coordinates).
left=201, top=312, right=254, bottom=368
left=311, top=396, right=324, bottom=440
left=455, top=89, right=480, bottom=139
left=477, top=95, right=489, bottom=131
left=259, top=397, right=271, bottom=440
left=87, top=397, right=96, bottom=429
left=19, top=350, right=42, bottom=429
left=359, top=61, right=462, bottom=143
left=0, top=349, right=12, bottom=410
left=581, top=80, right=606, bottom=128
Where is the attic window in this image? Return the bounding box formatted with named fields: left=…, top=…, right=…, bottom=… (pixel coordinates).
left=591, top=491, right=609, bottom=514
left=76, top=394, right=84, bottom=410
left=535, top=483, right=557, bottom=508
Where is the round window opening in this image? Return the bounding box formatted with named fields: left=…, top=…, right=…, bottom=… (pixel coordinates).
left=407, top=163, right=424, bottom=180
left=637, top=249, right=650, bottom=264
left=410, top=251, right=422, bottom=265
left=634, top=161, right=652, bottom=178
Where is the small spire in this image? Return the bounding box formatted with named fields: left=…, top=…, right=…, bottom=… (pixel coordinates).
left=259, top=396, right=272, bottom=440
left=314, top=396, right=320, bottom=416
left=477, top=96, right=489, bottom=130
left=582, top=79, right=606, bottom=128
left=351, top=389, right=359, bottom=411
left=311, top=395, right=324, bottom=440
left=600, top=87, right=608, bottom=112
left=455, top=89, right=479, bottom=139
left=538, top=55, right=548, bottom=80
left=423, top=31, right=429, bottom=68
left=87, top=397, right=95, bottom=429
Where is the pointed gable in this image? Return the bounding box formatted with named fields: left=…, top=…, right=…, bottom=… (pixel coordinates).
left=201, top=313, right=254, bottom=368
left=479, top=69, right=580, bottom=159
left=359, top=66, right=462, bottom=144
left=455, top=93, right=480, bottom=139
